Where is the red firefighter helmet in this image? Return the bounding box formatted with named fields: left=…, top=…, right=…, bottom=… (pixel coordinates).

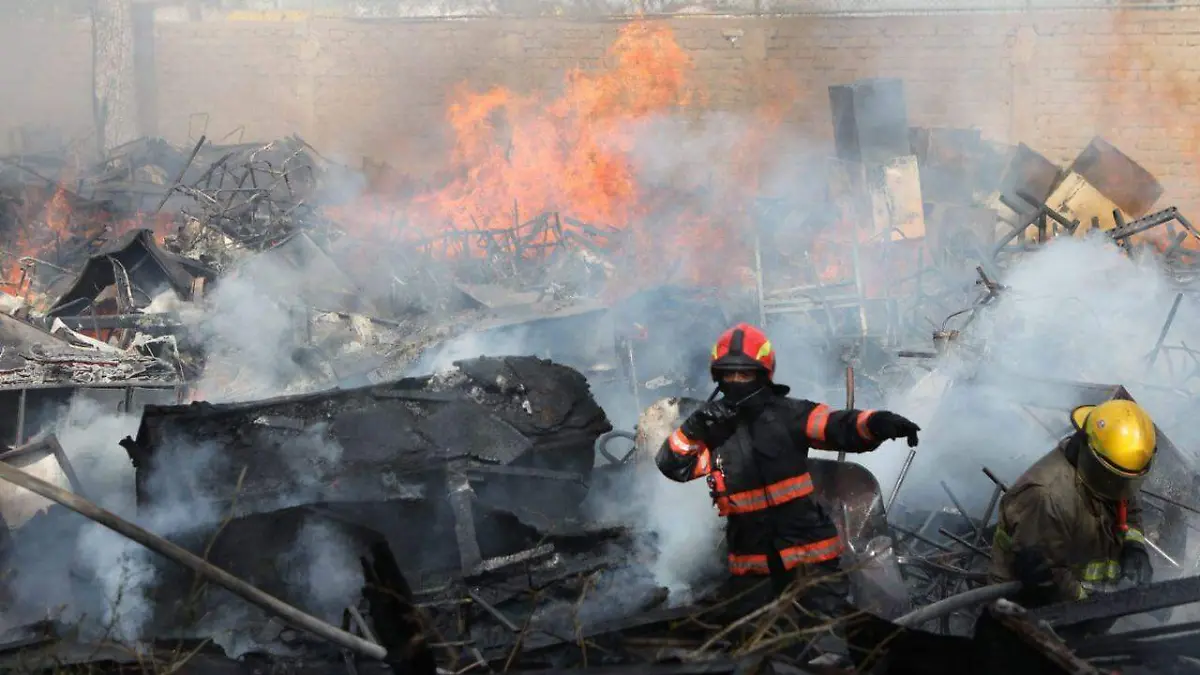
left=710, top=323, right=775, bottom=380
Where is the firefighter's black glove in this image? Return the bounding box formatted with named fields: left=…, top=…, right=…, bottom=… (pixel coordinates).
left=865, top=411, right=921, bottom=447
left=1012, top=547, right=1058, bottom=606
left=680, top=401, right=737, bottom=447
left=1120, top=540, right=1153, bottom=586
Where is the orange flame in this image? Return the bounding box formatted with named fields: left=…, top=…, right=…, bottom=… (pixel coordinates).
left=329, top=20, right=769, bottom=291
left=2, top=181, right=173, bottom=308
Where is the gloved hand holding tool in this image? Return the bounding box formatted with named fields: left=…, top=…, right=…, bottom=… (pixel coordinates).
left=1120, top=539, right=1153, bottom=586
left=866, top=411, right=922, bottom=447
left=680, top=400, right=738, bottom=448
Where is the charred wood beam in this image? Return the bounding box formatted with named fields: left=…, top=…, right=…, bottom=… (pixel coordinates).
left=984, top=600, right=1102, bottom=674
left=475, top=544, right=556, bottom=576
left=1072, top=619, right=1200, bottom=661
left=447, top=465, right=484, bottom=576
left=1030, top=576, right=1200, bottom=629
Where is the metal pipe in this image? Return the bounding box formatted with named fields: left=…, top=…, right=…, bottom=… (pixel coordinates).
left=940, top=481, right=981, bottom=539
left=1143, top=536, right=1182, bottom=569
left=982, top=467, right=1008, bottom=492
left=626, top=339, right=641, bottom=413
left=14, top=388, right=26, bottom=446
left=938, top=527, right=992, bottom=560
left=838, top=364, right=855, bottom=463
left=974, top=484, right=1003, bottom=547
left=894, top=581, right=1022, bottom=628
left=886, top=448, right=917, bottom=515
left=594, top=429, right=637, bottom=465
left=1148, top=292, right=1184, bottom=367
left=0, top=459, right=388, bottom=660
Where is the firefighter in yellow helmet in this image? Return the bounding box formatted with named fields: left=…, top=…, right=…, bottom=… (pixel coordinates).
left=989, top=399, right=1156, bottom=613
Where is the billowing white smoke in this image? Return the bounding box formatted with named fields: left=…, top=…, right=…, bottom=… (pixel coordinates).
left=0, top=396, right=225, bottom=641
left=629, top=463, right=725, bottom=599
left=185, top=254, right=305, bottom=402
left=281, top=519, right=366, bottom=624
left=856, top=235, right=1200, bottom=513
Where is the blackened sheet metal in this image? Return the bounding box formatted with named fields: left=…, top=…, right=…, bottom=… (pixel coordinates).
left=123, top=356, right=611, bottom=518
left=46, top=229, right=215, bottom=317
left=421, top=400, right=532, bottom=465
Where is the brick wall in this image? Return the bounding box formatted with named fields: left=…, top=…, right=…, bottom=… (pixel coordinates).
left=5, top=10, right=1200, bottom=213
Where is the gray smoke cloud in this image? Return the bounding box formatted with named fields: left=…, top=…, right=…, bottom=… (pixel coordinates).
left=859, top=235, right=1200, bottom=515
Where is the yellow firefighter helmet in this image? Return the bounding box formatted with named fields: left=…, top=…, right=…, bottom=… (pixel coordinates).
left=1069, top=400, right=1157, bottom=501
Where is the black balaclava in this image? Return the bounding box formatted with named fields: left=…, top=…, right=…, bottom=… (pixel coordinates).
left=717, top=371, right=772, bottom=408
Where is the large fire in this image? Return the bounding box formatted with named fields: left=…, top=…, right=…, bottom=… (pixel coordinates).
left=330, top=20, right=768, bottom=289
left=4, top=17, right=1182, bottom=312
left=0, top=180, right=172, bottom=305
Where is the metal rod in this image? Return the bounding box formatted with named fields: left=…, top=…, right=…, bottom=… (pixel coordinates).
left=1149, top=293, right=1185, bottom=367
left=974, top=484, right=1003, bottom=547
left=982, top=467, right=1009, bottom=492
left=940, top=481, right=981, bottom=538
left=837, top=364, right=855, bottom=463
left=0, top=459, right=388, bottom=660
left=14, top=388, right=26, bottom=446
left=626, top=339, right=641, bottom=414
left=154, top=134, right=207, bottom=214
left=1141, top=488, right=1200, bottom=517
left=45, top=436, right=88, bottom=500
left=938, top=527, right=992, bottom=560
left=1143, top=536, right=1182, bottom=569
left=894, top=581, right=1022, bottom=628
left=466, top=588, right=520, bottom=633
left=890, top=524, right=953, bottom=553
left=886, top=448, right=917, bottom=515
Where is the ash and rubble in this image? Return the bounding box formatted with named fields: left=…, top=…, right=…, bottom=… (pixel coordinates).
left=0, top=77, right=1197, bottom=674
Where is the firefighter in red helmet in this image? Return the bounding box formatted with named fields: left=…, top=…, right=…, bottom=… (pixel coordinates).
left=656, top=323, right=921, bottom=618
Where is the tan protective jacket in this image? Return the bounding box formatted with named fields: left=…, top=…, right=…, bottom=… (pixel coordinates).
left=988, top=439, right=1145, bottom=605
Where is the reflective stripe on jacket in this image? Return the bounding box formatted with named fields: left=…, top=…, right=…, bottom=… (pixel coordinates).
left=656, top=391, right=883, bottom=576
left=989, top=439, right=1144, bottom=604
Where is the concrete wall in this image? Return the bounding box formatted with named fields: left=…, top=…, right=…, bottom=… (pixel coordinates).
left=3, top=9, right=1200, bottom=211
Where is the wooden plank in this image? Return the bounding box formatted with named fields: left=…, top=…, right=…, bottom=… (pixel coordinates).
left=1070, top=136, right=1162, bottom=217
left=1043, top=171, right=1125, bottom=239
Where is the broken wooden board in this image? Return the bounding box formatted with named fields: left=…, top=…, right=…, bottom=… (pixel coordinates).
left=1070, top=136, right=1162, bottom=218
left=1042, top=171, right=1126, bottom=239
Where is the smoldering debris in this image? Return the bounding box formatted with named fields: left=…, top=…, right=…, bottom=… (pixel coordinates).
left=3, top=74, right=1200, bottom=675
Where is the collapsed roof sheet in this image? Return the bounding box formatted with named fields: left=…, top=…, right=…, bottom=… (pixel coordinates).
left=45, top=229, right=214, bottom=317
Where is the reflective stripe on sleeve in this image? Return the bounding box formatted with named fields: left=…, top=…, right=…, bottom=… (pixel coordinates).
left=805, top=404, right=831, bottom=443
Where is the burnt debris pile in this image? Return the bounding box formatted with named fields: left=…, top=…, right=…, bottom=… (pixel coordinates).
left=0, top=76, right=1199, bottom=674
